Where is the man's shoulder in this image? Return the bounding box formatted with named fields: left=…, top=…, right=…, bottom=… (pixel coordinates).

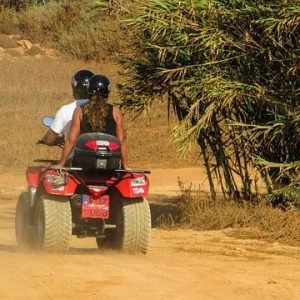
left=76, top=99, right=89, bottom=106
left=55, top=100, right=78, bottom=114
left=59, top=100, right=77, bottom=110
left=55, top=99, right=88, bottom=116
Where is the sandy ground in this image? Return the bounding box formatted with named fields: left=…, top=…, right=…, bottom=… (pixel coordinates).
left=0, top=167, right=299, bottom=300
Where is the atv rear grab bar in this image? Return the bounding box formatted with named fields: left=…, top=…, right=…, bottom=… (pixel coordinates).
left=34, top=160, right=150, bottom=174
left=46, top=168, right=151, bottom=174
left=113, top=169, right=151, bottom=174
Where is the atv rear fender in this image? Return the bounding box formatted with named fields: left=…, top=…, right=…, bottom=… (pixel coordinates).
left=41, top=170, right=80, bottom=196
left=26, top=166, right=42, bottom=187
left=115, top=173, right=149, bottom=198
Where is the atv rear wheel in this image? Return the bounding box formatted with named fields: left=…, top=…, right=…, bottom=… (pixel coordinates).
left=15, top=192, right=34, bottom=249
left=34, top=195, right=72, bottom=253
left=97, top=196, right=151, bottom=254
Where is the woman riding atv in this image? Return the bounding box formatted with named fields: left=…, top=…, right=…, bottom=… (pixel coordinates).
left=54, top=74, right=129, bottom=169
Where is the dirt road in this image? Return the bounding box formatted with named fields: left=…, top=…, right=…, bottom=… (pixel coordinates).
left=0, top=168, right=299, bottom=299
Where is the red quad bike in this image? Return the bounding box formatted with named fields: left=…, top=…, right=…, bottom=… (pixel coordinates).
left=15, top=118, right=151, bottom=254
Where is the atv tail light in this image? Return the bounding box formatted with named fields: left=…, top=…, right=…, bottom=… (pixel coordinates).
left=84, top=140, right=98, bottom=151
left=86, top=185, right=108, bottom=197
left=45, top=174, right=57, bottom=183
left=84, top=140, right=119, bottom=151
left=108, top=141, right=120, bottom=151
left=131, top=176, right=146, bottom=187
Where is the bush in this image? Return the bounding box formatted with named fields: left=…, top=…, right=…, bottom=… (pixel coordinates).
left=178, top=182, right=300, bottom=245
left=118, top=0, right=300, bottom=204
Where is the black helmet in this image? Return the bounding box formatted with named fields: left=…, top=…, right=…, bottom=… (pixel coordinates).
left=87, top=75, right=111, bottom=97
left=71, top=69, right=94, bottom=99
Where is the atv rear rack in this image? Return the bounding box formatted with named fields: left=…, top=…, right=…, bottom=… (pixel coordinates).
left=33, top=159, right=151, bottom=174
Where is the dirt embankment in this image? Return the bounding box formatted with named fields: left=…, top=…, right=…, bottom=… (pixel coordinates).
left=0, top=167, right=299, bottom=299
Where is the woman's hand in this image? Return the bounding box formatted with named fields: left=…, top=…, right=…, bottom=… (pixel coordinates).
left=122, top=164, right=132, bottom=171
left=50, top=163, right=64, bottom=170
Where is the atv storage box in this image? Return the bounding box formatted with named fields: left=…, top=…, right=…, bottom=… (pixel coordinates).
left=74, top=133, right=121, bottom=171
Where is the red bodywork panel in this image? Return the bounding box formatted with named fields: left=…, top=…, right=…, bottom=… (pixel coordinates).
left=26, top=167, right=80, bottom=196
left=26, top=166, right=149, bottom=220
left=78, top=173, right=149, bottom=198
left=26, top=166, right=42, bottom=187
left=26, top=166, right=149, bottom=199
left=41, top=170, right=80, bottom=196
left=115, top=174, right=149, bottom=198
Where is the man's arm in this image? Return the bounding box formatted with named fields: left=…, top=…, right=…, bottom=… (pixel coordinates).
left=40, top=129, right=60, bottom=146
left=56, top=107, right=81, bottom=166
left=40, top=106, right=65, bottom=145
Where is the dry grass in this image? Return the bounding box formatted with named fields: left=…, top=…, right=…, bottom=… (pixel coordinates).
left=125, top=107, right=199, bottom=169
left=177, top=183, right=300, bottom=246
left=0, top=55, right=197, bottom=171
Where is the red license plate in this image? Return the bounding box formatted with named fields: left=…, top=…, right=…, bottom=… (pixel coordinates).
left=82, top=195, right=109, bottom=219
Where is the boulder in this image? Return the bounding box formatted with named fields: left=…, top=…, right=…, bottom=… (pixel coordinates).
left=9, top=34, right=22, bottom=40
left=26, top=44, right=44, bottom=56
left=43, top=48, right=59, bottom=57
left=17, top=40, right=33, bottom=50
left=6, top=47, right=25, bottom=57
left=0, top=34, right=18, bottom=49
left=33, top=54, right=43, bottom=59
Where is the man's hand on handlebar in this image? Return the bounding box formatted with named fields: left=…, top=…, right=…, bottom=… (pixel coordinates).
left=37, top=136, right=65, bottom=148
left=37, top=139, right=45, bottom=145
left=56, top=135, right=65, bottom=147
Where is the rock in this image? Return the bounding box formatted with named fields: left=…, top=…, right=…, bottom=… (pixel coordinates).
left=17, top=40, right=33, bottom=50
left=0, top=34, right=61, bottom=60
left=26, top=44, right=44, bottom=56
left=43, top=48, right=59, bottom=57
left=6, top=47, right=25, bottom=57
left=0, top=34, right=19, bottom=49
left=9, top=34, right=22, bottom=40
left=33, top=54, right=43, bottom=59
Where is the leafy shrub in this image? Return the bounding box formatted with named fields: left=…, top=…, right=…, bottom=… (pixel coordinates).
left=118, top=0, right=300, bottom=203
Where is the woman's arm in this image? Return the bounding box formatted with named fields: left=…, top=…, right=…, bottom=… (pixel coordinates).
left=113, top=106, right=129, bottom=169
left=56, top=107, right=82, bottom=166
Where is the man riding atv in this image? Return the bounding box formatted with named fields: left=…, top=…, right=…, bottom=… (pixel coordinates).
left=39, top=69, right=94, bottom=146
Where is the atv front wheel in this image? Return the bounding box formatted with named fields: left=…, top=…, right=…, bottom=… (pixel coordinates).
left=97, top=196, right=151, bottom=254
left=34, top=195, right=72, bottom=252
left=15, top=192, right=34, bottom=249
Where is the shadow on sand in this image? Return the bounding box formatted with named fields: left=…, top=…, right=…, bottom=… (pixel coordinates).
left=0, top=193, right=181, bottom=254
left=148, top=194, right=181, bottom=227
left=0, top=243, right=17, bottom=252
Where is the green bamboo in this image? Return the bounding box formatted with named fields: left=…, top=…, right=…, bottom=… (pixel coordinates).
left=118, top=0, right=300, bottom=205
